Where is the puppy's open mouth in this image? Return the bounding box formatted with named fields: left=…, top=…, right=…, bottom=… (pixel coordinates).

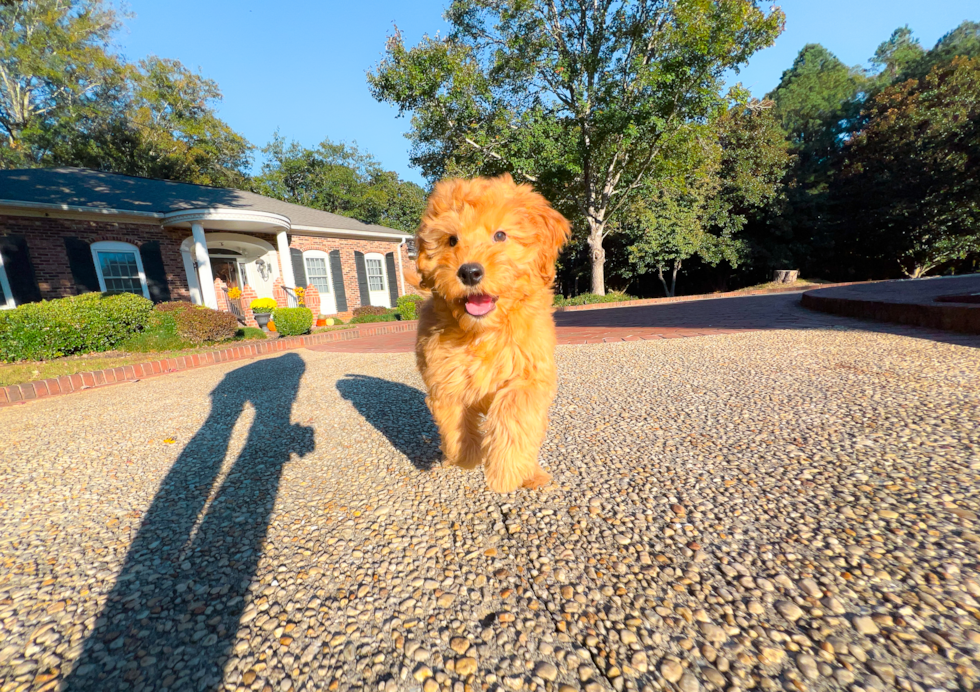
left=463, top=293, right=497, bottom=317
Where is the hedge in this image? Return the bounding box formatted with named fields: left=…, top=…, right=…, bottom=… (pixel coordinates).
left=174, top=306, right=239, bottom=343
left=553, top=291, right=635, bottom=307
left=350, top=312, right=397, bottom=324
left=271, top=307, right=313, bottom=336
left=0, top=292, right=154, bottom=362
left=352, top=305, right=390, bottom=318
left=148, top=301, right=239, bottom=344
left=396, top=294, right=423, bottom=321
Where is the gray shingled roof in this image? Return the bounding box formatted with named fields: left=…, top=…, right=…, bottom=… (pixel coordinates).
left=0, top=167, right=406, bottom=236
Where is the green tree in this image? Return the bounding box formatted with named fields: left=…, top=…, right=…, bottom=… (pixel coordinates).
left=368, top=0, right=784, bottom=294
left=870, top=26, right=925, bottom=84
left=1, top=1, right=252, bottom=186
left=626, top=99, right=791, bottom=295
left=72, top=57, right=253, bottom=187
left=836, top=57, right=980, bottom=278
left=251, top=135, right=427, bottom=232
left=768, top=44, right=865, bottom=172
left=0, top=0, right=122, bottom=167
left=902, top=21, right=980, bottom=81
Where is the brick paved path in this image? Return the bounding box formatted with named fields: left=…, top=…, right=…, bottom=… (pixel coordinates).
left=309, top=291, right=980, bottom=354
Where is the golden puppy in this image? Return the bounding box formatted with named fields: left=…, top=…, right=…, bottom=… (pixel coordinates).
left=414, top=174, right=570, bottom=493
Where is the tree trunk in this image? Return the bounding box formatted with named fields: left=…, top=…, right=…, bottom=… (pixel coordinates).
left=670, top=259, right=681, bottom=297
left=587, top=224, right=606, bottom=295
left=656, top=265, right=670, bottom=297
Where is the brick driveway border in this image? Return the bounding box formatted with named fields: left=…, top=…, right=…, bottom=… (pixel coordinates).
left=802, top=274, right=980, bottom=334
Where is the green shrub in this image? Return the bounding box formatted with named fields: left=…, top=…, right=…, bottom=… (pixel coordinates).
left=118, top=310, right=193, bottom=352
left=155, top=300, right=195, bottom=313
left=237, top=327, right=267, bottom=340
left=349, top=312, right=397, bottom=324
left=250, top=297, right=277, bottom=313
left=396, top=294, right=423, bottom=321
left=352, top=305, right=390, bottom=318
left=0, top=292, right=154, bottom=362
left=553, top=291, right=635, bottom=307
left=271, top=307, right=313, bottom=336
left=173, top=306, right=239, bottom=343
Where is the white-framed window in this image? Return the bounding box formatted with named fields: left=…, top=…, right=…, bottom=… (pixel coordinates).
left=364, top=252, right=391, bottom=308
left=0, top=251, right=15, bottom=309
left=303, top=250, right=332, bottom=295
left=90, top=241, right=150, bottom=299
left=365, top=256, right=385, bottom=292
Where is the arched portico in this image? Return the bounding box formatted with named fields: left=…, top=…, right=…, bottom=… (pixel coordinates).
left=178, top=233, right=280, bottom=305
left=164, top=209, right=291, bottom=308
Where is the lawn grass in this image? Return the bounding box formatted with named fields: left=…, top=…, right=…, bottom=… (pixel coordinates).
left=732, top=278, right=834, bottom=293
left=0, top=322, right=364, bottom=387
left=0, top=348, right=221, bottom=387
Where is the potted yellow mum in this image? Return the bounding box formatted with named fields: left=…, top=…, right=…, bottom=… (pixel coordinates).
left=250, top=297, right=278, bottom=330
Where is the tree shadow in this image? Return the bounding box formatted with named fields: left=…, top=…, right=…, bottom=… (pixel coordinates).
left=336, top=374, right=440, bottom=471
left=65, top=353, right=314, bottom=691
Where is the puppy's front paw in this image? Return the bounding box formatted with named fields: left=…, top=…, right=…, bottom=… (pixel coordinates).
left=521, top=469, right=552, bottom=491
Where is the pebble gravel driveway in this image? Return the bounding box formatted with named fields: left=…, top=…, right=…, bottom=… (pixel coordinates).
left=1, top=327, right=979, bottom=692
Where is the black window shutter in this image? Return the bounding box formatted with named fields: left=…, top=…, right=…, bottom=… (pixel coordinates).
left=353, top=251, right=370, bottom=307
left=385, top=252, right=399, bottom=307
left=64, top=237, right=100, bottom=294
left=328, top=250, right=347, bottom=312
left=290, top=247, right=307, bottom=287
left=139, top=240, right=171, bottom=303
left=0, top=234, right=42, bottom=304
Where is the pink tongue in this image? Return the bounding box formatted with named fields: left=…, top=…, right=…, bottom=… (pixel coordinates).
left=465, top=294, right=495, bottom=316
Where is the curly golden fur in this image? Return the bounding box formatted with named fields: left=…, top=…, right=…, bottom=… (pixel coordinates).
left=414, top=174, right=571, bottom=493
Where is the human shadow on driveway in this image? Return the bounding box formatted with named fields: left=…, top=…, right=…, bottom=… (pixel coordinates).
left=336, top=374, right=440, bottom=471
left=65, top=353, right=314, bottom=691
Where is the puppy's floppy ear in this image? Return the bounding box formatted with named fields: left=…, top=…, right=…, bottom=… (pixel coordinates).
left=529, top=197, right=571, bottom=282
left=415, top=179, right=460, bottom=290
left=413, top=231, right=434, bottom=290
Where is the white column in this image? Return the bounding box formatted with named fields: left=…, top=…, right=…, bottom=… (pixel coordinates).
left=276, top=230, right=296, bottom=288
left=397, top=237, right=407, bottom=296
left=192, top=222, right=217, bottom=309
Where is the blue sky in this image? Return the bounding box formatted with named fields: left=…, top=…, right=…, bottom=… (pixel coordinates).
left=116, top=0, right=977, bottom=186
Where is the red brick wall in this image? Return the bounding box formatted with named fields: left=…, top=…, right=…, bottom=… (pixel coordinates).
left=288, top=235, right=417, bottom=309
left=0, top=214, right=191, bottom=301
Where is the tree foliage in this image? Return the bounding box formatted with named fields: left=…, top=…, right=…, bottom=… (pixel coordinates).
left=759, top=20, right=980, bottom=282
left=870, top=26, right=925, bottom=84
left=0, top=0, right=251, bottom=185
left=625, top=100, right=791, bottom=295
left=69, top=57, right=253, bottom=187
left=835, top=57, right=980, bottom=278
left=250, top=135, right=427, bottom=233
left=0, top=0, right=121, bottom=167
left=767, top=44, right=865, bottom=174
left=369, top=0, right=784, bottom=294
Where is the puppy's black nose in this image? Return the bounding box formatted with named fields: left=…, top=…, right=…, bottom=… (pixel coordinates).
left=457, top=263, right=484, bottom=286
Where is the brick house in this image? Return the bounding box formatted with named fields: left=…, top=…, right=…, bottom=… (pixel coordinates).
left=0, top=167, right=418, bottom=320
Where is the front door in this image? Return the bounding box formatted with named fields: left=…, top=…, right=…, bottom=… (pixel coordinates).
left=210, top=258, right=240, bottom=290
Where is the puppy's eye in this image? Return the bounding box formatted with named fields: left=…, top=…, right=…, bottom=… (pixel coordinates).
left=493, top=230, right=507, bottom=242
left=448, top=236, right=458, bottom=247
